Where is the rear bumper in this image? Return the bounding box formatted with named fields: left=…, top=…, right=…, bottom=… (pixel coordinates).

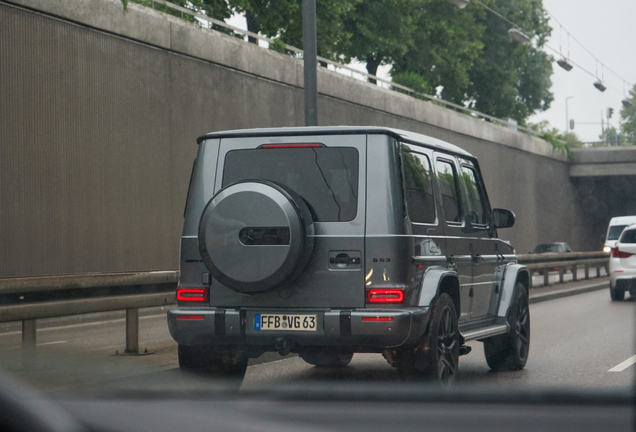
left=167, top=307, right=430, bottom=352
left=611, top=277, right=636, bottom=291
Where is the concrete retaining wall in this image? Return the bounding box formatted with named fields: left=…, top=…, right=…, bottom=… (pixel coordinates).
left=0, top=0, right=595, bottom=276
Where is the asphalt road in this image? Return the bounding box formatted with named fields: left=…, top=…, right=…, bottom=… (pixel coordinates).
left=0, top=287, right=633, bottom=393
left=242, top=288, right=635, bottom=391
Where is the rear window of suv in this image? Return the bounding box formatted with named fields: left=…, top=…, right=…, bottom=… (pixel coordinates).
left=619, top=229, right=636, bottom=244
left=222, top=147, right=359, bottom=222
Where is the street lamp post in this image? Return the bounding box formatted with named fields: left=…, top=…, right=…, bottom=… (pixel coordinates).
left=302, top=0, right=318, bottom=126
left=565, top=96, right=574, bottom=133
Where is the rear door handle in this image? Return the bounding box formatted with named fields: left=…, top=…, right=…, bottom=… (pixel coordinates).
left=330, top=254, right=360, bottom=265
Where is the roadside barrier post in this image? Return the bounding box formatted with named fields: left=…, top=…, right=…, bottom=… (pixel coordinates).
left=125, top=308, right=139, bottom=354
left=22, top=319, right=36, bottom=369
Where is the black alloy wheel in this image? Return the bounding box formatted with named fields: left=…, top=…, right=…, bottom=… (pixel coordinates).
left=484, top=283, right=530, bottom=371
left=436, top=302, right=459, bottom=385
left=396, top=293, right=459, bottom=387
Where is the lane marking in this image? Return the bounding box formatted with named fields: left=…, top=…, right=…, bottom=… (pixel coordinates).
left=38, top=341, right=67, bottom=346
left=0, top=313, right=168, bottom=337
left=608, top=354, right=636, bottom=372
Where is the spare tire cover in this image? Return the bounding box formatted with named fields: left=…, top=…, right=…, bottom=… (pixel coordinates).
left=198, top=180, right=314, bottom=293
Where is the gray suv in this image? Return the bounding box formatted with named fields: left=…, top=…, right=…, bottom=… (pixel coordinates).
left=168, top=126, right=530, bottom=386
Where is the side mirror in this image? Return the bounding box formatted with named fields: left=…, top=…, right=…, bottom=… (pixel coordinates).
left=492, top=208, right=515, bottom=229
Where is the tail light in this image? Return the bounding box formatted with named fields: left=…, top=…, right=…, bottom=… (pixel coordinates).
left=176, top=288, right=207, bottom=302
left=611, top=247, right=633, bottom=259
left=366, top=289, right=404, bottom=303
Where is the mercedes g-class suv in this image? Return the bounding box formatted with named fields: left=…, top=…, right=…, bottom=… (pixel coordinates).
left=168, top=126, right=530, bottom=386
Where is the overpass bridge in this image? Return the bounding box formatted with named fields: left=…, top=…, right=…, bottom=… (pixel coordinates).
left=569, top=147, right=636, bottom=241
left=0, top=0, right=634, bottom=278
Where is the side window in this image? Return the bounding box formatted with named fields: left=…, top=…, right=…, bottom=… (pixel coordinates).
left=436, top=159, right=461, bottom=224
left=460, top=165, right=487, bottom=226
left=402, top=149, right=436, bottom=224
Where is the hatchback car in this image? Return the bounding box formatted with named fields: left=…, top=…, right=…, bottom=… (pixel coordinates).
left=609, top=223, right=636, bottom=301
left=531, top=242, right=573, bottom=274
left=532, top=243, right=572, bottom=254
left=167, top=126, right=531, bottom=386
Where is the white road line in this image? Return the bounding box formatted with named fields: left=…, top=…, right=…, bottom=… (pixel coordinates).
left=37, top=341, right=67, bottom=346
left=0, top=313, right=167, bottom=337
left=608, top=354, right=636, bottom=372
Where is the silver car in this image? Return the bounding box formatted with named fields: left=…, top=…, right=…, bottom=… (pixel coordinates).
left=167, top=126, right=530, bottom=386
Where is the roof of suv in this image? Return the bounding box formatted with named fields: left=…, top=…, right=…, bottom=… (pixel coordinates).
left=197, top=126, right=474, bottom=158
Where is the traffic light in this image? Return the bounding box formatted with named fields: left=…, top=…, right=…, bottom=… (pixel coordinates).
left=608, top=107, right=614, bottom=118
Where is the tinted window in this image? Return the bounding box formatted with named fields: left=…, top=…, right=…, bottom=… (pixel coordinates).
left=436, top=159, right=461, bottom=224
left=619, top=229, right=636, bottom=244
left=607, top=225, right=627, bottom=240
left=533, top=244, right=563, bottom=253
left=402, top=150, right=436, bottom=224
left=461, top=165, right=486, bottom=225
left=223, top=147, right=359, bottom=222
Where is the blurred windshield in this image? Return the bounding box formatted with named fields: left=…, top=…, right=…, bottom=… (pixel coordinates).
left=0, top=0, right=634, bottom=417
left=608, top=225, right=628, bottom=241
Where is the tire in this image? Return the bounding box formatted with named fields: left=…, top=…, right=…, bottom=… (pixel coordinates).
left=198, top=180, right=314, bottom=293
left=300, top=350, right=353, bottom=368
left=483, top=283, right=530, bottom=371
left=395, top=293, right=459, bottom=387
left=178, top=344, right=248, bottom=378
left=610, top=286, right=625, bottom=301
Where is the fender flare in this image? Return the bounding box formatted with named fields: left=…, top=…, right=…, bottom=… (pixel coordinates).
left=496, top=263, right=529, bottom=318
left=417, top=267, right=459, bottom=308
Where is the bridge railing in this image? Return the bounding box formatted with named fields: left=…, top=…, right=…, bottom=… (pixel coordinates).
left=517, top=251, right=609, bottom=287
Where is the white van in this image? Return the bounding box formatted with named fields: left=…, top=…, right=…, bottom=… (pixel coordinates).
left=604, top=216, right=636, bottom=252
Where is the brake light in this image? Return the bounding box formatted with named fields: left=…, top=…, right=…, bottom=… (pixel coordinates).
left=260, top=143, right=322, bottom=149
left=176, top=288, right=207, bottom=302
left=366, top=289, right=404, bottom=303
left=362, top=316, right=394, bottom=322
left=177, top=315, right=205, bottom=320
left=611, top=247, right=633, bottom=259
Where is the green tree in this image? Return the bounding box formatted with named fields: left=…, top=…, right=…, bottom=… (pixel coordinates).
left=391, top=0, right=485, bottom=103
left=392, top=0, right=553, bottom=123
left=341, top=0, right=419, bottom=81
left=601, top=126, right=621, bottom=147
left=229, top=0, right=356, bottom=60
left=528, top=120, right=581, bottom=154
left=619, top=84, right=636, bottom=146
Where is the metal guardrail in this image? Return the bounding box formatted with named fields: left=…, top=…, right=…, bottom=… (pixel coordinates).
left=144, top=0, right=547, bottom=141
left=517, top=252, right=609, bottom=287
left=0, top=271, right=178, bottom=367
left=0, top=253, right=608, bottom=366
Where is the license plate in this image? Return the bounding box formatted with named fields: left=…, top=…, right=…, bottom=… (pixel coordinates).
left=254, top=313, right=317, bottom=331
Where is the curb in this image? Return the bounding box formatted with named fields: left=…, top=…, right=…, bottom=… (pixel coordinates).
left=529, top=281, right=608, bottom=304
